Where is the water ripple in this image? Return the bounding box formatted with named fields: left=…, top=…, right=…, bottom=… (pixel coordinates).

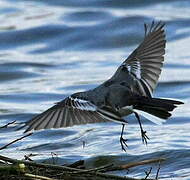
left=0, top=0, right=189, bottom=179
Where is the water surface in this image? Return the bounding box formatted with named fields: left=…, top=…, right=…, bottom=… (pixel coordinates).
left=0, top=0, right=190, bottom=179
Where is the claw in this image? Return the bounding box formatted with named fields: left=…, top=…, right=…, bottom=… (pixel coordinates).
left=141, top=130, right=149, bottom=145
left=134, top=112, right=150, bottom=145
left=120, top=136, right=128, bottom=152
left=119, top=124, right=128, bottom=151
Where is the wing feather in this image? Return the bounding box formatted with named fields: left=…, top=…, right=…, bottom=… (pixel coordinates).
left=121, top=21, right=166, bottom=96
left=24, top=95, right=125, bottom=132
left=53, top=109, right=64, bottom=128
left=44, top=110, right=58, bottom=129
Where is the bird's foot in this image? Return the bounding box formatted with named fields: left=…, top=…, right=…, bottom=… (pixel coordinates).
left=120, top=136, right=128, bottom=152
left=141, top=130, right=149, bottom=145
left=134, top=112, right=150, bottom=145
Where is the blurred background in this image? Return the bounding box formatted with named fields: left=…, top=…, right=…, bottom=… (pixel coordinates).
left=0, top=0, right=190, bottom=179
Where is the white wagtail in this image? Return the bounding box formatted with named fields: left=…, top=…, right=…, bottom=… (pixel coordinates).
left=23, top=21, right=183, bottom=151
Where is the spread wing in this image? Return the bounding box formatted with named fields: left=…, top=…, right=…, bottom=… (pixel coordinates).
left=121, top=21, right=166, bottom=97
left=24, top=96, right=125, bottom=132
left=24, top=21, right=166, bottom=132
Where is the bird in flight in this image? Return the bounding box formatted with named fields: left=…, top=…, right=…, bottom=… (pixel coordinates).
left=23, top=21, right=183, bottom=151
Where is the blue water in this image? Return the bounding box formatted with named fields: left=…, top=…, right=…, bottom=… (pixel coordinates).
left=0, top=0, right=190, bottom=179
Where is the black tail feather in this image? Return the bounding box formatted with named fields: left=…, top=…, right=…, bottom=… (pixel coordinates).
left=134, top=97, right=183, bottom=119
left=135, top=105, right=171, bottom=119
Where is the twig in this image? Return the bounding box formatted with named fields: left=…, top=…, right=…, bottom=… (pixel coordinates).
left=0, top=120, right=16, bottom=129
left=121, top=158, right=165, bottom=169
left=24, top=154, right=33, bottom=161
left=51, top=152, right=58, bottom=164
left=0, top=133, right=33, bottom=150
left=67, top=164, right=114, bottom=174
left=0, top=155, right=154, bottom=180
left=0, top=154, right=79, bottom=171
left=155, top=160, right=161, bottom=180
left=144, top=167, right=152, bottom=179
left=25, top=173, right=55, bottom=180
left=100, top=158, right=165, bottom=172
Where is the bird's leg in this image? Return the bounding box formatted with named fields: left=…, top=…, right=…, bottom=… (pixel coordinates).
left=120, top=124, right=128, bottom=151
left=134, top=112, right=149, bottom=145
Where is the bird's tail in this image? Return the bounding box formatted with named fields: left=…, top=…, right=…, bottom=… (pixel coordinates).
left=134, top=97, right=183, bottom=119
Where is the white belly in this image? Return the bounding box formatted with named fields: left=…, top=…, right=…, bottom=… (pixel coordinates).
left=118, top=105, right=134, bottom=117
